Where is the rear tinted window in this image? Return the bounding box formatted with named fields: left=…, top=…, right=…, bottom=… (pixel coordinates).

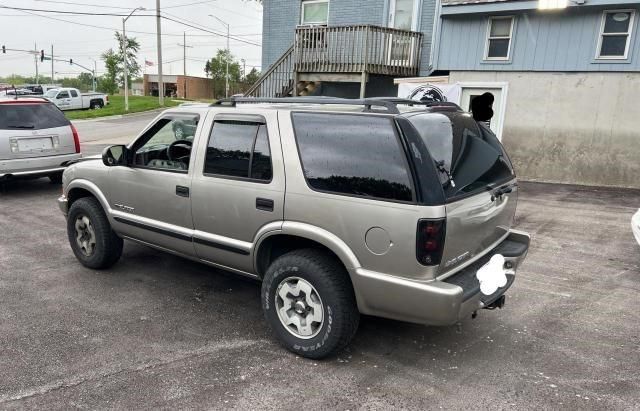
left=0, top=103, right=70, bottom=130
left=292, top=113, right=414, bottom=203
left=406, top=112, right=514, bottom=200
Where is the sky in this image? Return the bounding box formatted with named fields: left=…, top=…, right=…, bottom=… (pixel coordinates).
left=0, top=0, right=263, bottom=80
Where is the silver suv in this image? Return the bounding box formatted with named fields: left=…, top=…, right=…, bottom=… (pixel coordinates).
left=1, top=97, right=81, bottom=182
left=58, top=97, right=530, bottom=359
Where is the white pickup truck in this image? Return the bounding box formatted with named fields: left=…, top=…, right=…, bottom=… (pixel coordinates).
left=44, top=88, right=109, bottom=111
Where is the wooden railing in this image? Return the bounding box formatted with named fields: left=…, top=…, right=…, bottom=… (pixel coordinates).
left=294, top=25, right=423, bottom=77
left=244, top=45, right=294, bottom=98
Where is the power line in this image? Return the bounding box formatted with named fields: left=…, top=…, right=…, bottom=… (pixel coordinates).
left=161, top=15, right=261, bottom=46
left=0, top=5, right=156, bottom=17
left=2, top=5, right=260, bottom=41
left=164, top=0, right=216, bottom=9
left=32, top=0, right=139, bottom=10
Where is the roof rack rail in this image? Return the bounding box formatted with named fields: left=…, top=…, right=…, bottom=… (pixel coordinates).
left=367, top=97, right=463, bottom=111
left=212, top=96, right=401, bottom=114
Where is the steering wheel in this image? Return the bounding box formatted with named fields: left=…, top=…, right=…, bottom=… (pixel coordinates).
left=167, top=139, right=193, bottom=162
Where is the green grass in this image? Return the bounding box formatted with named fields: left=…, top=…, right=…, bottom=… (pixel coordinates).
left=64, top=95, right=181, bottom=121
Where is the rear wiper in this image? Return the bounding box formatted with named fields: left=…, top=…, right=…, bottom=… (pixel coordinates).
left=435, top=160, right=456, bottom=188
left=7, top=124, right=35, bottom=129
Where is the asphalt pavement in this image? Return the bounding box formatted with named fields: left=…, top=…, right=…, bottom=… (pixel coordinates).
left=0, top=113, right=639, bottom=409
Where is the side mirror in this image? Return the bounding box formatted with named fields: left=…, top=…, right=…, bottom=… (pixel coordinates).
left=102, top=145, right=128, bottom=167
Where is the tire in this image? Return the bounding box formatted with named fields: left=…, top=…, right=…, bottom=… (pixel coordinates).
left=67, top=197, right=123, bottom=269
left=262, top=248, right=360, bottom=359
left=48, top=172, right=63, bottom=184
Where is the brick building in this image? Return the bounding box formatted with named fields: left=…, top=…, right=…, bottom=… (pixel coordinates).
left=143, top=74, right=214, bottom=100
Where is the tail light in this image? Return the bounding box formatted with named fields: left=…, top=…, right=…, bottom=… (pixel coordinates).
left=105, top=95, right=109, bottom=104
left=70, top=124, right=81, bottom=153
left=416, top=219, right=446, bottom=266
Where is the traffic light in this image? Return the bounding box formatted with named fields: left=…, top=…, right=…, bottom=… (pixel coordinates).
left=40, top=50, right=45, bottom=62
left=69, top=58, right=73, bottom=65
left=1, top=45, right=5, bottom=54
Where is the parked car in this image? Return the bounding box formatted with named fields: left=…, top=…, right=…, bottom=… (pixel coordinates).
left=632, top=210, right=640, bottom=246
left=44, top=88, right=108, bottom=111
left=57, top=97, right=530, bottom=359
left=0, top=97, right=82, bottom=182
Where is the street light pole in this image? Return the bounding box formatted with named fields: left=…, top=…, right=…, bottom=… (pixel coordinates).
left=156, top=0, right=164, bottom=106
left=209, top=14, right=230, bottom=98
left=122, top=7, right=145, bottom=112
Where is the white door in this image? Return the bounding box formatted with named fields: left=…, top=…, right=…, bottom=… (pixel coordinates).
left=69, top=89, right=82, bottom=110
left=387, top=0, right=419, bottom=65
left=54, top=90, right=72, bottom=110
left=460, top=87, right=504, bottom=139
left=388, top=0, right=419, bottom=30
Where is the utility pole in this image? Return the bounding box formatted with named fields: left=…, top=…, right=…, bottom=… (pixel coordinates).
left=34, top=43, right=39, bottom=84
left=51, top=45, right=54, bottom=84
left=178, top=32, right=193, bottom=99
left=156, top=0, right=164, bottom=105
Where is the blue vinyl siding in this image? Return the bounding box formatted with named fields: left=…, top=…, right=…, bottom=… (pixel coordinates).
left=262, top=0, right=436, bottom=74
left=435, top=6, right=640, bottom=72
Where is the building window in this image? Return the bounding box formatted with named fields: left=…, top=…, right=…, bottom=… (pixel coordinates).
left=597, top=10, right=635, bottom=59
left=301, top=0, right=329, bottom=25
left=485, top=16, right=514, bottom=60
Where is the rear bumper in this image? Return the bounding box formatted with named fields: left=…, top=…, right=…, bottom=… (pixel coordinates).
left=351, top=230, right=530, bottom=326
left=0, top=153, right=81, bottom=178
left=632, top=210, right=640, bottom=246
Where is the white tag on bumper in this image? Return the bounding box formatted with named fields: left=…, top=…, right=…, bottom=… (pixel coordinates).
left=476, top=254, right=508, bottom=295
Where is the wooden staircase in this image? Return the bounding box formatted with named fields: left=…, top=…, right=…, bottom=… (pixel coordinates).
left=245, top=46, right=295, bottom=98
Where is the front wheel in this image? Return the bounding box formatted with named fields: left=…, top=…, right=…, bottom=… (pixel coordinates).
left=67, top=197, right=123, bottom=269
left=261, top=249, right=360, bottom=359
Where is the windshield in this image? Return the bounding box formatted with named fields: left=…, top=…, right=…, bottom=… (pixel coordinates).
left=44, top=89, right=58, bottom=98
left=406, top=112, right=515, bottom=200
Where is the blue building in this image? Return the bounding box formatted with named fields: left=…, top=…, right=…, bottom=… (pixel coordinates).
left=257, top=0, right=640, bottom=187
left=253, top=0, right=437, bottom=97
left=431, top=0, right=640, bottom=187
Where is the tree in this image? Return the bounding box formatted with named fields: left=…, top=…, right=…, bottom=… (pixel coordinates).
left=99, top=31, right=141, bottom=94
left=99, top=48, right=119, bottom=94
left=204, top=49, right=242, bottom=98
left=244, top=68, right=261, bottom=85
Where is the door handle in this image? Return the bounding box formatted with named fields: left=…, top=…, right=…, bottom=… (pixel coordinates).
left=256, top=198, right=274, bottom=212
left=176, top=185, right=190, bottom=197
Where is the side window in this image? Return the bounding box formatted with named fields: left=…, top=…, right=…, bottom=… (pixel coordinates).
left=597, top=10, right=635, bottom=59
left=70, top=90, right=79, bottom=98
left=132, top=115, right=199, bottom=171
left=485, top=16, right=514, bottom=60
left=57, top=91, right=69, bottom=99
left=292, top=113, right=414, bottom=203
left=204, top=120, right=273, bottom=182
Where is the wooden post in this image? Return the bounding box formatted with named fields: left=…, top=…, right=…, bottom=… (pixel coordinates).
left=293, top=71, right=299, bottom=97
left=360, top=26, right=370, bottom=98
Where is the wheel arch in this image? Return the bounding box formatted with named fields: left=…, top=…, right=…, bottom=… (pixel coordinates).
left=67, top=179, right=111, bottom=214
left=254, top=222, right=361, bottom=279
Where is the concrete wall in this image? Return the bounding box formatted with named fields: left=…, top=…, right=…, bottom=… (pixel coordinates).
left=449, top=71, right=640, bottom=188
left=436, top=6, right=640, bottom=72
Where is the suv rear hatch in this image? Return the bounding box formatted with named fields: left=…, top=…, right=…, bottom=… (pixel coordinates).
left=0, top=100, right=78, bottom=161
left=403, top=111, right=517, bottom=276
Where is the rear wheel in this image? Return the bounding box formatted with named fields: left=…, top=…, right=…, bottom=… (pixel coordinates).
left=261, top=248, right=360, bottom=359
left=67, top=197, right=123, bottom=269
left=90, top=100, right=103, bottom=110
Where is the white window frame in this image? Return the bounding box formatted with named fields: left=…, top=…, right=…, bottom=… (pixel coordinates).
left=300, top=0, right=330, bottom=26
left=484, top=16, right=515, bottom=61
left=596, top=9, right=635, bottom=60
